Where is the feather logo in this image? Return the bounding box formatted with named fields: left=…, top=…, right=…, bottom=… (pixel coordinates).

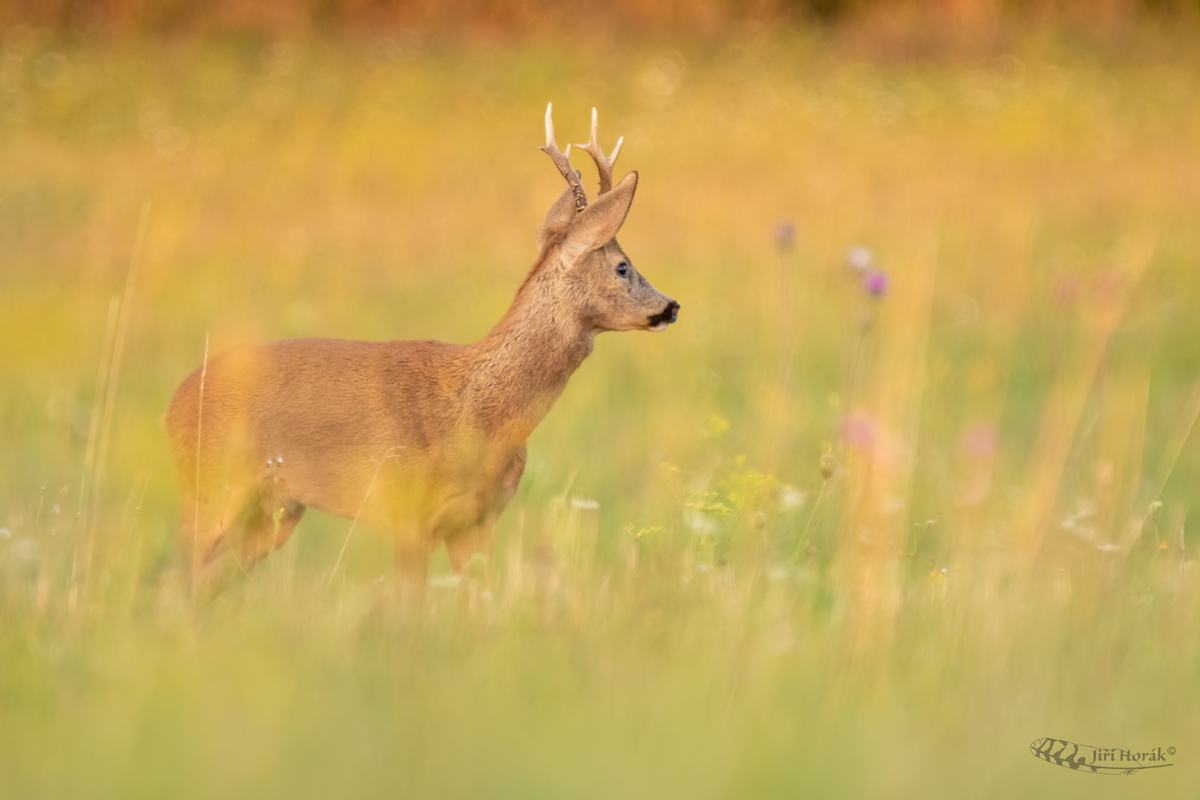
left=1030, top=738, right=1175, bottom=774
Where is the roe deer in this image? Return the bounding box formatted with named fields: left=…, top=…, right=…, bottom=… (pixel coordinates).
left=164, top=104, right=679, bottom=596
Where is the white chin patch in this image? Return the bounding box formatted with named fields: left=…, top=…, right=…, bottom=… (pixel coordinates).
left=648, top=321, right=670, bottom=332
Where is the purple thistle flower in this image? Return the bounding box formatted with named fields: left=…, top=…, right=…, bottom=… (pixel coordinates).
left=864, top=269, right=889, bottom=297
left=960, top=423, right=998, bottom=459
left=840, top=410, right=877, bottom=449
left=775, top=221, right=796, bottom=252
left=1052, top=275, right=1079, bottom=307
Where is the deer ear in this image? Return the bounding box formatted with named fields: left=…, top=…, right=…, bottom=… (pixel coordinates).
left=560, top=171, right=638, bottom=265
left=536, top=186, right=579, bottom=254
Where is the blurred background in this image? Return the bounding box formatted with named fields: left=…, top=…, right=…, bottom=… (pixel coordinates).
left=3, top=0, right=1199, bottom=37
left=2, top=1, right=1199, bottom=797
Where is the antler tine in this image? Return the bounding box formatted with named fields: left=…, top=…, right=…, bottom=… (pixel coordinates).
left=575, top=107, right=623, bottom=195
left=539, top=102, right=589, bottom=212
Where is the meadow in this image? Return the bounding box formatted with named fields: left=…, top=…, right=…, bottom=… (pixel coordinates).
left=2, top=21, right=1200, bottom=797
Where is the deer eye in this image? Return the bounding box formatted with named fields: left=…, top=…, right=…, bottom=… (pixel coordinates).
left=616, top=262, right=629, bottom=277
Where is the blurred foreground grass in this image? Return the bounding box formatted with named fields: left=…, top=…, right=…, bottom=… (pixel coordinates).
left=2, top=26, right=1200, bottom=797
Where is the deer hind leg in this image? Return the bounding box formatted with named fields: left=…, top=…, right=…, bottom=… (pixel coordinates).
left=177, top=481, right=257, bottom=599
left=183, top=481, right=305, bottom=599
left=239, top=500, right=306, bottom=569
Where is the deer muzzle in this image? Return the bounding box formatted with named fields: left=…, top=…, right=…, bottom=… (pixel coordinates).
left=648, top=299, right=680, bottom=331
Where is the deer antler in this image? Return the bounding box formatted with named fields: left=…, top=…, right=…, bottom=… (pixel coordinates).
left=575, top=107, right=623, bottom=195
left=540, top=103, right=589, bottom=212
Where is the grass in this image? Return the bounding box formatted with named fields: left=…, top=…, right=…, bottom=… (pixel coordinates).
left=2, top=25, right=1200, bottom=797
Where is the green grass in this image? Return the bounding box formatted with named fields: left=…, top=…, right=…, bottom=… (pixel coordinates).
left=2, top=27, right=1200, bottom=797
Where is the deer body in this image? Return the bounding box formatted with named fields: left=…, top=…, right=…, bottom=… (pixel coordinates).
left=165, top=106, right=678, bottom=595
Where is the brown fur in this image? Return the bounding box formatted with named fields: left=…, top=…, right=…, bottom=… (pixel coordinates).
left=165, top=156, right=679, bottom=596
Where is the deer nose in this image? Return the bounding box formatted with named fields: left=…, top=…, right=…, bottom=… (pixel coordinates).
left=648, top=300, right=680, bottom=328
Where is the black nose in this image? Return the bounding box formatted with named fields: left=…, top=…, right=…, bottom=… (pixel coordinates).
left=649, top=300, right=680, bottom=327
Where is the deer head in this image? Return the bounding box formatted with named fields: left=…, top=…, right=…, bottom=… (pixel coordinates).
left=534, top=104, right=679, bottom=334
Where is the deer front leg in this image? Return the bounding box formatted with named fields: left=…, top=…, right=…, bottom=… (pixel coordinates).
left=446, top=518, right=495, bottom=576
left=394, top=532, right=432, bottom=582
left=394, top=522, right=434, bottom=608
left=445, top=446, right=526, bottom=577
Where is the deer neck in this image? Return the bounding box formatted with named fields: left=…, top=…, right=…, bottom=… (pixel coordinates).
left=467, top=270, right=594, bottom=442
